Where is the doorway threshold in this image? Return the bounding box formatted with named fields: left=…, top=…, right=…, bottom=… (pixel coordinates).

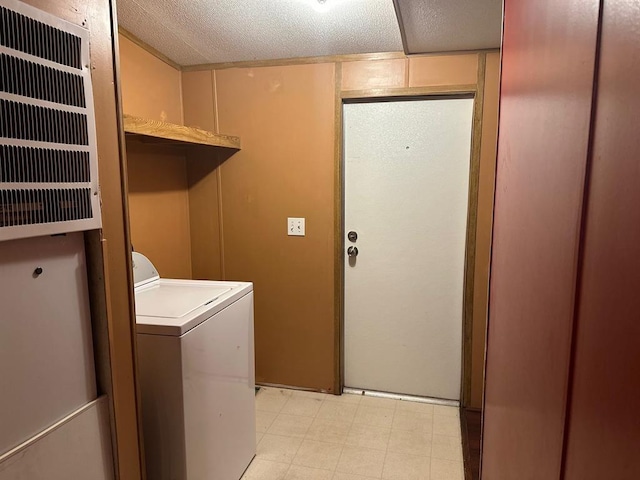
left=343, top=387, right=460, bottom=407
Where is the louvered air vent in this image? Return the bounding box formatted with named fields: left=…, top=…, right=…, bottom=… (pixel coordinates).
left=0, top=0, right=101, bottom=241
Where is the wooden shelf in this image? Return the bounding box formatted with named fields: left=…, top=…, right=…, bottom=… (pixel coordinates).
left=123, top=114, right=240, bottom=150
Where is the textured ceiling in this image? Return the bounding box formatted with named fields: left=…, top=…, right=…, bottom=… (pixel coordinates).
left=116, top=0, right=502, bottom=67
left=117, top=0, right=403, bottom=66
left=395, top=0, right=503, bottom=53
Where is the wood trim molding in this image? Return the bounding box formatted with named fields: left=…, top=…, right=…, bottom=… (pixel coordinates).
left=211, top=70, right=227, bottom=281
left=181, top=50, right=499, bottom=72
left=108, top=4, right=146, bottom=478
left=461, top=407, right=482, bottom=480
left=84, top=232, right=119, bottom=473
left=464, top=406, right=483, bottom=413
left=333, top=62, right=344, bottom=395
left=118, top=26, right=182, bottom=71
left=341, top=84, right=477, bottom=99
left=461, top=52, right=487, bottom=407
left=460, top=406, right=472, bottom=480
left=183, top=52, right=406, bottom=72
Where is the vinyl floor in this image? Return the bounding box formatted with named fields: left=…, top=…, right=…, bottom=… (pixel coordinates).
left=242, top=387, right=464, bottom=480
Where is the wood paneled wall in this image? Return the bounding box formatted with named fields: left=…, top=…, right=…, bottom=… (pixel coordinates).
left=118, top=40, right=500, bottom=398
left=179, top=53, right=500, bottom=396
left=119, top=34, right=195, bottom=279
left=215, top=64, right=337, bottom=390
left=408, top=55, right=479, bottom=87
left=127, top=142, right=192, bottom=279
left=341, top=59, right=407, bottom=90
left=119, top=35, right=183, bottom=125
left=186, top=148, right=224, bottom=280
left=340, top=55, right=479, bottom=90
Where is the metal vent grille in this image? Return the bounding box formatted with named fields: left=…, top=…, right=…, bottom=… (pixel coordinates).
left=0, top=5, right=81, bottom=69
left=0, top=54, right=86, bottom=107
left=0, top=0, right=101, bottom=241
left=0, top=100, right=89, bottom=144
left=1, top=146, right=90, bottom=183
left=0, top=188, right=92, bottom=227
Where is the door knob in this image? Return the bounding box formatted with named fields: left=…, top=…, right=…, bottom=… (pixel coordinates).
left=347, top=246, right=359, bottom=257
left=348, top=231, right=358, bottom=242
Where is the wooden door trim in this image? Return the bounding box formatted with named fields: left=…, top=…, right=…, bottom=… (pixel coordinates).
left=333, top=62, right=344, bottom=395
left=109, top=2, right=147, bottom=476
left=334, top=80, right=483, bottom=405
left=462, top=53, right=487, bottom=406
left=340, top=84, right=477, bottom=100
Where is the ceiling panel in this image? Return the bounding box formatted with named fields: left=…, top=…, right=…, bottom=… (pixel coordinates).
left=116, top=0, right=502, bottom=67
left=394, top=0, right=503, bottom=54
left=117, top=0, right=404, bottom=66
left=117, top=0, right=210, bottom=65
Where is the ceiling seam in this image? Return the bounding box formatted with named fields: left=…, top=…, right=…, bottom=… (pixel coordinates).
left=392, top=0, right=410, bottom=55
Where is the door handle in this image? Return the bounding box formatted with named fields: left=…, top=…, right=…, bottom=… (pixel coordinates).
left=347, top=246, right=359, bottom=257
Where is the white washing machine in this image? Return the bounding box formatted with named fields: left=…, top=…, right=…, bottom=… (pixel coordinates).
left=132, top=252, right=256, bottom=480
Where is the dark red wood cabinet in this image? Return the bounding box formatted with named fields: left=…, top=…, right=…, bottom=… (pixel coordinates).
left=483, top=1, right=640, bottom=479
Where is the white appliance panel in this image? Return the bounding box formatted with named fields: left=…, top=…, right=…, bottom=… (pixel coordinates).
left=0, top=233, right=96, bottom=455
left=183, top=292, right=255, bottom=480
left=136, top=334, right=187, bottom=480
left=136, top=290, right=256, bottom=480
left=0, top=397, right=114, bottom=480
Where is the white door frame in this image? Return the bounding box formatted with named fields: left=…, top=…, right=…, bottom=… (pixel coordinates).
left=334, top=81, right=486, bottom=407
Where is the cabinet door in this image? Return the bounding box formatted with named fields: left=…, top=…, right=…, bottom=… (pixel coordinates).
left=563, top=1, right=640, bottom=478
left=0, top=233, right=96, bottom=455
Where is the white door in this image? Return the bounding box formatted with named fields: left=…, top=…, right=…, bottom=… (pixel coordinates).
left=343, top=98, right=474, bottom=400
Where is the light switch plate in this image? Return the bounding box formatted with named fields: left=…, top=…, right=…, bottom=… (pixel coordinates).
left=288, top=217, right=305, bottom=236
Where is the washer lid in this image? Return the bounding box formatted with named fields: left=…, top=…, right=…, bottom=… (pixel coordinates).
left=134, top=283, right=232, bottom=318
left=135, top=279, right=253, bottom=336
